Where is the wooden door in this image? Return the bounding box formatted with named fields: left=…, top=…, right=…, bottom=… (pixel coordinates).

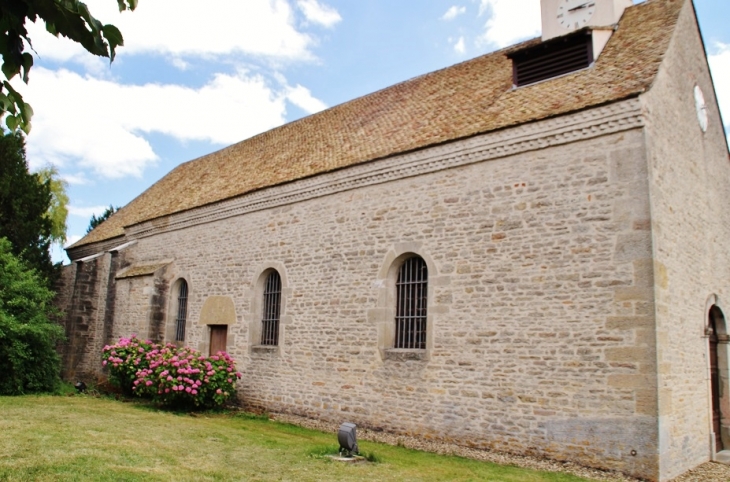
left=710, top=315, right=723, bottom=451
left=210, top=325, right=228, bottom=355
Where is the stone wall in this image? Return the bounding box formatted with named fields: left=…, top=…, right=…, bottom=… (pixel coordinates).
left=56, top=246, right=134, bottom=381
left=101, top=252, right=121, bottom=349
left=58, top=254, right=109, bottom=381
left=110, top=119, right=659, bottom=478
left=112, top=276, right=158, bottom=343
left=642, top=1, right=730, bottom=480
left=55, top=262, right=77, bottom=378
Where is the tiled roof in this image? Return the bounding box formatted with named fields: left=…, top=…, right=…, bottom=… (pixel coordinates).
left=72, top=0, right=683, bottom=249
left=115, top=262, right=171, bottom=279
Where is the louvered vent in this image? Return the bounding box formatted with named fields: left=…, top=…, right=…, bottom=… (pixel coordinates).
left=508, top=30, right=593, bottom=87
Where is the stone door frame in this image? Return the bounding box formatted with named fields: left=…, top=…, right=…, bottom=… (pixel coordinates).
left=706, top=297, right=730, bottom=460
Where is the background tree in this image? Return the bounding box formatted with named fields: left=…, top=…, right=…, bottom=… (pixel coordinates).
left=37, top=166, right=69, bottom=245
left=0, top=237, right=64, bottom=395
left=0, top=131, right=54, bottom=282
left=87, top=204, right=119, bottom=234
left=0, top=0, right=138, bottom=133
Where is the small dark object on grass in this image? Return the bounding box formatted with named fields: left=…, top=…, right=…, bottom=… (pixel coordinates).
left=364, top=451, right=381, bottom=463
left=338, top=422, right=359, bottom=457
left=74, top=381, right=87, bottom=393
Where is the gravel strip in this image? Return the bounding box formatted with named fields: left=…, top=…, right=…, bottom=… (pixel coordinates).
left=270, top=413, right=636, bottom=481
left=669, top=462, right=730, bottom=482
left=269, top=413, right=730, bottom=482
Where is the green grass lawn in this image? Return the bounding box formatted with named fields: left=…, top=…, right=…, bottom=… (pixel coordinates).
left=0, top=395, right=592, bottom=482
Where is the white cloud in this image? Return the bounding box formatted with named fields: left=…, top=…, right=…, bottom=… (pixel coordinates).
left=296, top=0, right=342, bottom=28
left=170, top=57, right=189, bottom=71
left=454, top=36, right=466, bottom=54
left=20, top=67, right=327, bottom=178
left=68, top=205, right=111, bottom=218
left=443, top=6, right=467, bottom=21
left=20, top=69, right=157, bottom=177
left=478, top=0, right=541, bottom=48
left=708, top=43, right=730, bottom=140
left=26, top=0, right=316, bottom=65
left=285, top=84, right=328, bottom=113
left=63, top=235, right=83, bottom=248
left=61, top=173, right=93, bottom=186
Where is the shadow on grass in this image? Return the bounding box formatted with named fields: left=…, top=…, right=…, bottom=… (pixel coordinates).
left=231, top=411, right=270, bottom=421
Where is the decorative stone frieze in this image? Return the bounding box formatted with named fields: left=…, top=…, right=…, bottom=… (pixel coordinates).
left=124, top=98, right=644, bottom=243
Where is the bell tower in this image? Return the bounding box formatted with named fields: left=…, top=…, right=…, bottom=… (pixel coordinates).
left=509, top=0, right=634, bottom=87
left=541, top=0, right=633, bottom=42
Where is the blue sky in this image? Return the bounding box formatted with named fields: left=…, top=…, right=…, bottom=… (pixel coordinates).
left=14, top=0, right=729, bottom=263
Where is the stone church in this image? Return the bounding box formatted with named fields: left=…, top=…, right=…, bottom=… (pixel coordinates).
left=56, top=0, right=730, bottom=479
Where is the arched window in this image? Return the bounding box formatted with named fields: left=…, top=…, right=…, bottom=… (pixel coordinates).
left=175, top=280, right=188, bottom=342
left=395, top=256, right=428, bottom=349
left=261, top=270, right=282, bottom=346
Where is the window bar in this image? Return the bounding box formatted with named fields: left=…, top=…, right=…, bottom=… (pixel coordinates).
left=274, top=279, right=281, bottom=342
left=408, top=258, right=414, bottom=349
left=398, top=261, right=408, bottom=348
left=175, top=280, right=188, bottom=341
left=268, top=292, right=272, bottom=343
left=266, top=274, right=270, bottom=344
left=264, top=274, right=270, bottom=345
left=415, top=260, right=420, bottom=347
left=396, top=264, right=401, bottom=348
left=411, top=262, right=416, bottom=349
left=262, top=280, right=266, bottom=345
left=269, top=274, right=275, bottom=343
left=398, top=260, right=405, bottom=348
left=403, top=259, right=413, bottom=348
left=407, top=259, right=411, bottom=348
left=418, top=264, right=425, bottom=347
left=397, top=263, right=401, bottom=348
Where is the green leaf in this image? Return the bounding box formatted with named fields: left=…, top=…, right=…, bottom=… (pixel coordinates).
left=102, top=24, right=124, bottom=61
left=2, top=59, right=19, bottom=82
left=115, top=0, right=138, bottom=12
left=21, top=53, right=33, bottom=84
left=20, top=102, right=33, bottom=122
left=78, top=3, right=103, bottom=33
left=76, top=3, right=92, bottom=23
left=45, top=21, right=58, bottom=37
left=102, top=24, right=124, bottom=47
left=6, top=115, right=18, bottom=131
left=2, top=83, right=31, bottom=132
left=3, top=81, right=19, bottom=99
left=0, top=93, right=11, bottom=111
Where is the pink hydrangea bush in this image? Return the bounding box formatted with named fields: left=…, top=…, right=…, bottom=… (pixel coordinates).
left=102, top=336, right=242, bottom=409
left=101, top=335, right=155, bottom=395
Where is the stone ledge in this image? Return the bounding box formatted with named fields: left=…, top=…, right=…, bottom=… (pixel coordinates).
left=251, top=345, right=278, bottom=355
left=384, top=349, right=427, bottom=362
